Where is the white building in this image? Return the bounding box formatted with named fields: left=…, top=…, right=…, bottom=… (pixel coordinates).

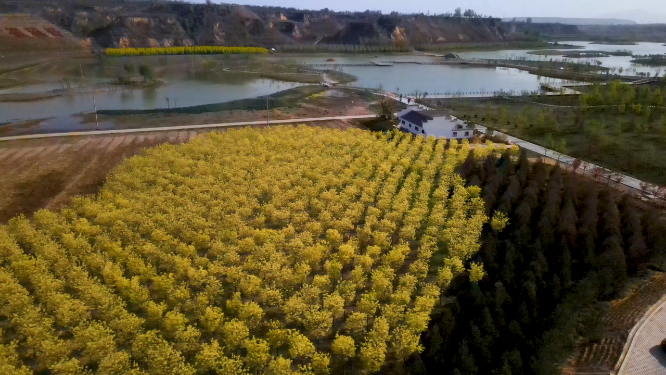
left=397, top=106, right=474, bottom=140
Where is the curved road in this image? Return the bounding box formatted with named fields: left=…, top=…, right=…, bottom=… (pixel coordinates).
left=617, top=296, right=666, bottom=375
left=0, top=115, right=376, bottom=142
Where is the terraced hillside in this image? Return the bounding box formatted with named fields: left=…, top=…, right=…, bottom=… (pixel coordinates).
left=0, top=14, right=87, bottom=54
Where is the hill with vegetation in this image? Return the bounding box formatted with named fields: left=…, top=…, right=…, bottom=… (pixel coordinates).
left=415, top=153, right=666, bottom=375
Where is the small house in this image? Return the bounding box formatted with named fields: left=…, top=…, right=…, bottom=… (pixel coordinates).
left=397, top=106, right=473, bottom=140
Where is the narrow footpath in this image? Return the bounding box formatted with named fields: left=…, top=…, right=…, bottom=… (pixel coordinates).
left=616, top=296, right=666, bottom=375
left=0, top=115, right=376, bottom=142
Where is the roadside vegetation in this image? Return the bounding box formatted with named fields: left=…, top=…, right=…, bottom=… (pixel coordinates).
left=427, top=80, right=666, bottom=186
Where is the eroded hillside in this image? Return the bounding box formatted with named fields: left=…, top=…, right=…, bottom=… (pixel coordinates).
left=0, top=1, right=542, bottom=49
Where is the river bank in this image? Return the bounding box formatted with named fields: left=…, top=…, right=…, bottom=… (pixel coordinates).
left=0, top=86, right=379, bottom=136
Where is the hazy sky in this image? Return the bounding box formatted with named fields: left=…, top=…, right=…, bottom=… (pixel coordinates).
left=213, top=0, right=666, bottom=22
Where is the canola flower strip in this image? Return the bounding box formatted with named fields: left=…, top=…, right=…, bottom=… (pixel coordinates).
left=105, top=46, right=268, bottom=56
left=0, top=126, right=488, bottom=374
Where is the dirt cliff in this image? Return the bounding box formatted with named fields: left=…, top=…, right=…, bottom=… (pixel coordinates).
left=4, top=1, right=655, bottom=50
left=0, top=2, right=543, bottom=49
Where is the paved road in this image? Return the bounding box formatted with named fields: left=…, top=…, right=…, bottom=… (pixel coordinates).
left=0, top=115, right=377, bottom=142
left=617, top=296, right=666, bottom=375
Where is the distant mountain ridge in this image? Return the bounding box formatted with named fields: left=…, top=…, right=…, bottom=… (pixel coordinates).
left=502, top=17, right=637, bottom=26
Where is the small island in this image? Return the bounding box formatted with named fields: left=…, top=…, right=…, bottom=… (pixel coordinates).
left=631, top=54, right=666, bottom=66
left=590, top=40, right=638, bottom=45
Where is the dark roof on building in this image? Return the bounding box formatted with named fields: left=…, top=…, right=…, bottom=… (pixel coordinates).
left=399, top=110, right=433, bottom=126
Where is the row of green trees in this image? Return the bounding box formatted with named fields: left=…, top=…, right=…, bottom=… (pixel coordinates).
left=413, top=151, right=666, bottom=375
left=580, top=81, right=665, bottom=108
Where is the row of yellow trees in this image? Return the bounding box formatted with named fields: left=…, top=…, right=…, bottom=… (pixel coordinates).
left=105, top=46, right=268, bottom=56
left=0, top=127, right=510, bottom=374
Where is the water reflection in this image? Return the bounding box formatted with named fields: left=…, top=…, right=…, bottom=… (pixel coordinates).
left=120, top=89, right=134, bottom=104
left=0, top=77, right=302, bottom=122
left=142, top=87, right=157, bottom=107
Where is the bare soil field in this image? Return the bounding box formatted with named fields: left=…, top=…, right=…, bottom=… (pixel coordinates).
left=0, top=14, right=86, bottom=55
left=0, top=120, right=357, bottom=223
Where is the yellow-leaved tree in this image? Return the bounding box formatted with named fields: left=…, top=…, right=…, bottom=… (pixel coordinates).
left=0, top=126, right=487, bottom=374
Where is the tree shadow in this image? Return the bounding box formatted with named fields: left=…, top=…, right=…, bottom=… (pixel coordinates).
left=649, top=345, right=666, bottom=369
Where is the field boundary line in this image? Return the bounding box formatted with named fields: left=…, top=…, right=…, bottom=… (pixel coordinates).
left=0, top=115, right=376, bottom=142
left=613, top=292, right=666, bottom=374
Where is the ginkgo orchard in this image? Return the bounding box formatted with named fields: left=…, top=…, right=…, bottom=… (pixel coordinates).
left=0, top=126, right=493, bottom=374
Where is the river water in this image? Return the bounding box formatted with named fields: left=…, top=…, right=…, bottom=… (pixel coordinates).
left=1, top=41, right=665, bottom=124
left=459, top=41, right=666, bottom=76
left=0, top=77, right=300, bottom=123
left=287, top=54, right=576, bottom=95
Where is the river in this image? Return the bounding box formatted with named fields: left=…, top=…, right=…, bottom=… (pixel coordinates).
left=1, top=41, right=665, bottom=124
left=459, top=41, right=666, bottom=76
